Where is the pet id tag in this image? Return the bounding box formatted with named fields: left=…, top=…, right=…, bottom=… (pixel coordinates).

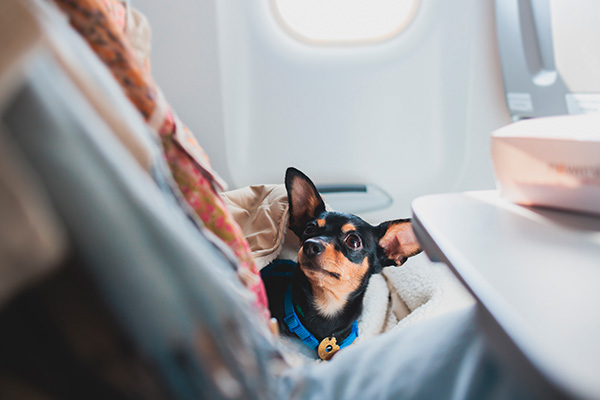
left=318, top=337, right=340, bottom=361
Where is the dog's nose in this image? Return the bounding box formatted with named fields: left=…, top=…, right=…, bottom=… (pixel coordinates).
left=303, top=238, right=325, bottom=258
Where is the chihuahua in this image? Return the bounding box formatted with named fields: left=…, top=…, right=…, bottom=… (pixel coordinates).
left=261, top=167, right=422, bottom=360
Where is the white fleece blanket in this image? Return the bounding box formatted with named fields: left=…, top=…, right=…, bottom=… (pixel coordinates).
left=277, top=253, right=474, bottom=366
left=356, top=253, right=474, bottom=344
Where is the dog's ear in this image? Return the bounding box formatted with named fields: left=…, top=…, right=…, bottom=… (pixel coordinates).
left=376, top=219, right=422, bottom=268
left=285, top=167, right=326, bottom=237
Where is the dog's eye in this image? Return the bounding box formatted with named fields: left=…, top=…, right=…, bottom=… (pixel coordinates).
left=345, top=233, right=362, bottom=249
left=304, top=222, right=317, bottom=236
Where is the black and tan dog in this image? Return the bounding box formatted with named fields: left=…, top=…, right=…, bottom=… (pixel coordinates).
left=261, top=167, right=422, bottom=360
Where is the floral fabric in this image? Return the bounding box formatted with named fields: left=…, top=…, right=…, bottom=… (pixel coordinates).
left=159, top=112, right=270, bottom=318
left=100, top=0, right=126, bottom=31
left=52, top=0, right=270, bottom=320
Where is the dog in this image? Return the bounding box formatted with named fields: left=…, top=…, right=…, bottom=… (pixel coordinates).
left=261, top=167, right=422, bottom=360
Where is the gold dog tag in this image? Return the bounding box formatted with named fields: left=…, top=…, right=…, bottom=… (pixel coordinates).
left=318, top=337, right=340, bottom=361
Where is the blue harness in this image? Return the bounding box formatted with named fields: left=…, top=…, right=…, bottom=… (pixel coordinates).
left=262, top=259, right=359, bottom=358
left=284, top=284, right=359, bottom=352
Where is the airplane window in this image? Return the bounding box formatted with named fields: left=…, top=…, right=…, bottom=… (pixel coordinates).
left=272, top=0, right=420, bottom=44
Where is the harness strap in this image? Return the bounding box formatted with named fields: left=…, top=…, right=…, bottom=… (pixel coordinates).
left=283, top=284, right=358, bottom=353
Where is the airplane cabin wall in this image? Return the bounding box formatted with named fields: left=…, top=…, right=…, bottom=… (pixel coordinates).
left=133, top=0, right=511, bottom=222
left=133, top=0, right=233, bottom=184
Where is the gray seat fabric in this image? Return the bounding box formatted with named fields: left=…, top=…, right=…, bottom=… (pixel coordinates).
left=2, top=54, right=279, bottom=399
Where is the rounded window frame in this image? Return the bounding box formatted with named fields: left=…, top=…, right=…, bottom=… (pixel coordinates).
left=270, top=0, right=421, bottom=46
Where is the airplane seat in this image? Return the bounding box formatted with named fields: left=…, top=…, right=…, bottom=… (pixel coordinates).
left=495, top=0, right=600, bottom=119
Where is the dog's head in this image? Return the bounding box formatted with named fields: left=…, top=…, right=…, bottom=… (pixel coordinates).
left=285, top=167, right=422, bottom=316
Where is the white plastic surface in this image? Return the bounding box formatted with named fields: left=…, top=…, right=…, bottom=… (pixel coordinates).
left=215, top=0, right=508, bottom=222
left=412, top=191, right=600, bottom=400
